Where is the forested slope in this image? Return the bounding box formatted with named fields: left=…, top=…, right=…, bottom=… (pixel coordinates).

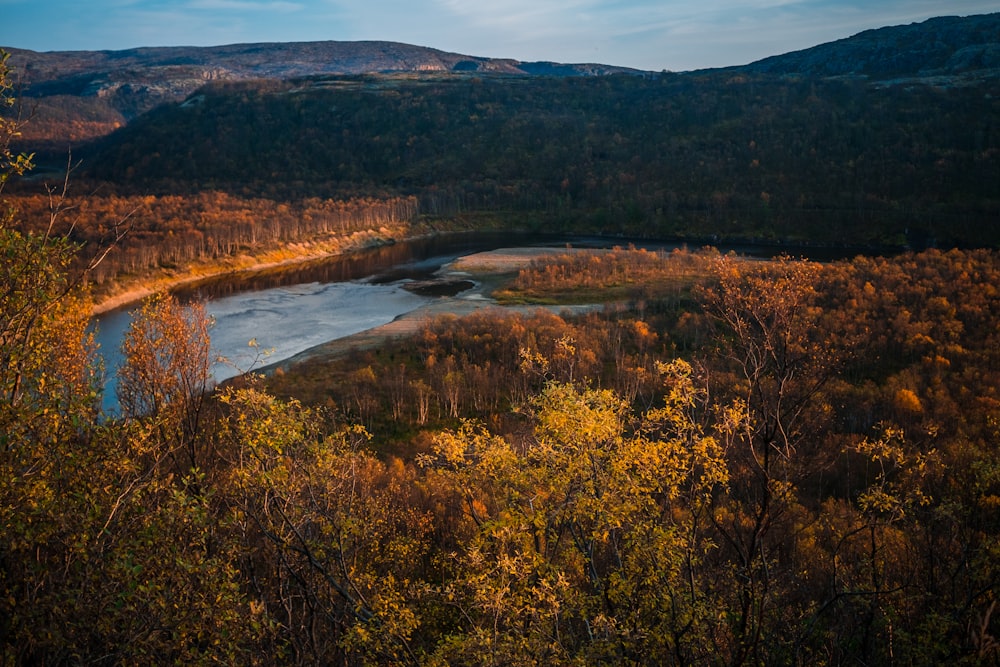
left=78, top=70, right=1000, bottom=248
left=739, top=12, right=1000, bottom=77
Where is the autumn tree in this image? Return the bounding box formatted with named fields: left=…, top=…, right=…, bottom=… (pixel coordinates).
left=117, top=293, right=214, bottom=474
left=0, top=50, right=102, bottom=660
left=0, top=51, right=32, bottom=191
left=693, top=255, right=855, bottom=662
left=219, top=378, right=433, bottom=664
left=418, top=359, right=733, bottom=664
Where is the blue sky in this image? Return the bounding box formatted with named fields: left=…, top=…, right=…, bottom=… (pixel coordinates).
left=2, top=0, right=998, bottom=71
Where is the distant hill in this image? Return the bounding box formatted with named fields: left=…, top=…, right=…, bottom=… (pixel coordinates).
left=4, top=13, right=999, bottom=150
left=3, top=13, right=999, bottom=249
left=1, top=41, right=640, bottom=148
left=738, top=12, right=1000, bottom=79
left=3, top=12, right=998, bottom=154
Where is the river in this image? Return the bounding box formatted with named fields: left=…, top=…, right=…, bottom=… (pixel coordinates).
left=92, top=232, right=586, bottom=413
left=91, top=232, right=865, bottom=414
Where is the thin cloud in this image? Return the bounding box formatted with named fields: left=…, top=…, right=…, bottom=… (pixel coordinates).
left=435, top=0, right=600, bottom=32
left=187, top=0, right=303, bottom=11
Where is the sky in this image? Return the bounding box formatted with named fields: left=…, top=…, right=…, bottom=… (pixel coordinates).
left=2, top=0, right=998, bottom=72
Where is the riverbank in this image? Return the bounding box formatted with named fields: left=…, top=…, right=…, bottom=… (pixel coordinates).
left=90, top=225, right=424, bottom=315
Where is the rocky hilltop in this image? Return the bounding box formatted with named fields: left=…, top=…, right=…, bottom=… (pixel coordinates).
left=2, top=41, right=639, bottom=147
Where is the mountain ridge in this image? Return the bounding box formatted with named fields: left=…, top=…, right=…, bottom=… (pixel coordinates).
left=3, top=13, right=999, bottom=250
left=2, top=39, right=642, bottom=148
left=4, top=39, right=640, bottom=111
left=736, top=13, right=1000, bottom=78
left=3, top=12, right=998, bottom=150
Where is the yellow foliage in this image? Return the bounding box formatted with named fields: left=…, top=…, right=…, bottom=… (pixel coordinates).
left=894, top=388, right=924, bottom=414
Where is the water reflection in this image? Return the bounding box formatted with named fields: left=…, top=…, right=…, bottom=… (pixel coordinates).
left=170, top=231, right=564, bottom=303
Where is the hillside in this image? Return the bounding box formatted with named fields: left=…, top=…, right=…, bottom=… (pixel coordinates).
left=2, top=41, right=639, bottom=149
left=3, top=12, right=999, bottom=252
left=74, top=69, right=999, bottom=248
left=4, top=13, right=999, bottom=152
left=738, top=12, right=1000, bottom=78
